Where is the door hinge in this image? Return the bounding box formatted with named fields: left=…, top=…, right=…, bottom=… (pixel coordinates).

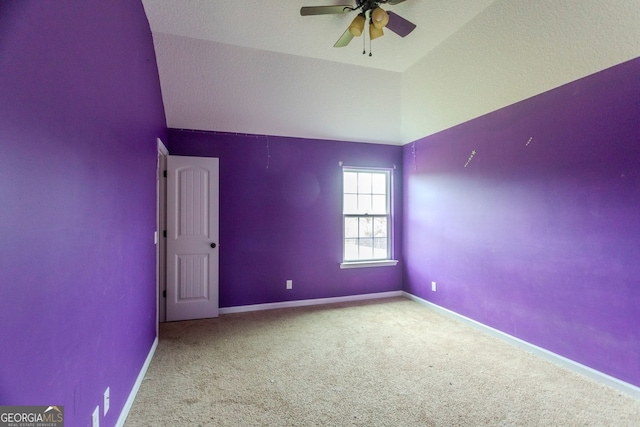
left=163, top=290, right=166, bottom=298
left=163, top=170, right=167, bottom=178
left=163, top=230, right=167, bottom=238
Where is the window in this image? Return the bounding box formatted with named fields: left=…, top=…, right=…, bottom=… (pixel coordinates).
left=342, top=168, right=396, bottom=267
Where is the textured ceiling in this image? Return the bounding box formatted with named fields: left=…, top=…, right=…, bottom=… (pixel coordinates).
left=142, top=0, right=496, bottom=73
left=142, top=0, right=640, bottom=145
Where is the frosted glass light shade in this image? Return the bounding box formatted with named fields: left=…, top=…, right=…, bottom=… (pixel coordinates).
left=371, top=7, right=389, bottom=29
left=369, top=23, right=384, bottom=40
left=348, top=14, right=366, bottom=36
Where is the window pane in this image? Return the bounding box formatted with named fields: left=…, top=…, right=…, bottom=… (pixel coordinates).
left=344, top=172, right=358, bottom=193
left=374, top=217, right=387, bottom=237
left=359, top=216, right=373, bottom=237
left=373, top=238, right=388, bottom=259
left=372, top=173, right=386, bottom=194
left=359, top=238, right=374, bottom=259
left=344, top=217, right=358, bottom=238
left=343, top=194, right=357, bottom=214
left=358, top=173, right=371, bottom=194
left=356, top=194, right=371, bottom=214
left=344, top=238, right=359, bottom=261
left=371, top=195, right=386, bottom=214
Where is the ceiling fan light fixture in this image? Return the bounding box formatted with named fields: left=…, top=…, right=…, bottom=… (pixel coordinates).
left=369, top=22, right=384, bottom=40
left=371, top=7, right=389, bottom=29
left=348, top=14, right=365, bottom=36
left=300, top=2, right=417, bottom=50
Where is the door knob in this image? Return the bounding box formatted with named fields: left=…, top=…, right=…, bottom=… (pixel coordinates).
left=210, top=243, right=217, bottom=248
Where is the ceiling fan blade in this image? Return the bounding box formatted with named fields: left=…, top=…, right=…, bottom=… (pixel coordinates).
left=334, top=28, right=355, bottom=47
left=300, top=5, right=352, bottom=16
left=386, top=0, right=407, bottom=4
left=386, top=11, right=416, bottom=37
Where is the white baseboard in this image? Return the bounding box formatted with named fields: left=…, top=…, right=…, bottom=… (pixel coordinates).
left=403, top=292, right=640, bottom=399
left=219, top=291, right=403, bottom=315
left=116, top=336, right=159, bottom=427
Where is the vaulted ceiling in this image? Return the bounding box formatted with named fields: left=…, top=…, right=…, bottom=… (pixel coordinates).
left=142, top=0, right=640, bottom=145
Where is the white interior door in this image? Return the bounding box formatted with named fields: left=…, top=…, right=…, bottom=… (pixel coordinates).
left=166, top=155, right=219, bottom=321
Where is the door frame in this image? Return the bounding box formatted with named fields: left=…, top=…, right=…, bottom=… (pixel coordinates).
left=156, top=138, right=169, bottom=325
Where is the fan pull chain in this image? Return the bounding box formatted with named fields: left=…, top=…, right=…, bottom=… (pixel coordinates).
left=362, top=30, right=366, bottom=55
left=369, top=36, right=372, bottom=56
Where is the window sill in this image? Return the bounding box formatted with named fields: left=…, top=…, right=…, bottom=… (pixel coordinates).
left=340, top=260, right=399, bottom=269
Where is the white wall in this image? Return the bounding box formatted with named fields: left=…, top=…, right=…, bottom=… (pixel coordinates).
left=153, top=33, right=403, bottom=145
left=401, top=0, right=640, bottom=143
left=151, top=1, right=640, bottom=146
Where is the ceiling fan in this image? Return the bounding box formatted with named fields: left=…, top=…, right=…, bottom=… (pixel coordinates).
left=300, top=0, right=416, bottom=51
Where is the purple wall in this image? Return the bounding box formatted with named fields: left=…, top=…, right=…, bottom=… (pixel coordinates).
left=403, top=58, right=640, bottom=387
left=0, top=1, right=166, bottom=425
left=168, top=130, right=403, bottom=307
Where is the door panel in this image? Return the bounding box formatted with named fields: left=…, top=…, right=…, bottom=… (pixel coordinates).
left=177, top=254, right=208, bottom=299
left=166, top=155, right=219, bottom=321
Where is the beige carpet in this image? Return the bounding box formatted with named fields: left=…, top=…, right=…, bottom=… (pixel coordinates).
left=125, top=297, right=640, bottom=426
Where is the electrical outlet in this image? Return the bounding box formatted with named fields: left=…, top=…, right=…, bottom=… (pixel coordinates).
left=286, top=280, right=293, bottom=290
left=431, top=281, right=437, bottom=292
left=92, top=406, right=100, bottom=427
left=103, top=387, right=110, bottom=416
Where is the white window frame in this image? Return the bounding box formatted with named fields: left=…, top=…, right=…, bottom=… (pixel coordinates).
left=340, top=167, right=398, bottom=269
